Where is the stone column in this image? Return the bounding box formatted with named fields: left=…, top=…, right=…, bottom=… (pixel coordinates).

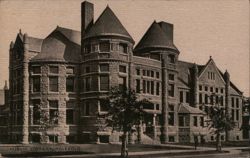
left=161, top=55, right=168, bottom=143
left=21, top=33, right=29, bottom=144
left=137, top=120, right=143, bottom=144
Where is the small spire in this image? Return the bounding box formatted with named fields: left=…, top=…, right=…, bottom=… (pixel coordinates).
left=209, top=55, right=212, bottom=59
left=4, top=80, right=8, bottom=90
left=19, top=29, right=22, bottom=34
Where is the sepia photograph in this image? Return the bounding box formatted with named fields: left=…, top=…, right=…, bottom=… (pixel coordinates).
left=0, top=0, right=249, bottom=157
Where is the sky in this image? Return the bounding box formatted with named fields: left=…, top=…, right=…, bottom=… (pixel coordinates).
left=0, top=0, right=249, bottom=96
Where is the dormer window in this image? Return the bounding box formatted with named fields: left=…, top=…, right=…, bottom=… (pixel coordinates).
left=168, top=54, right=175, bottom=64
left=100, top=41, right=110, bottom=52
left=119, top=43, right=128, bottom=54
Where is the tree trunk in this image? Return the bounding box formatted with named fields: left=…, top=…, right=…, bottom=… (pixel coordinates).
left=216, top=133, right=222, bottom=151
left=121, top=131, right=128, bottom=158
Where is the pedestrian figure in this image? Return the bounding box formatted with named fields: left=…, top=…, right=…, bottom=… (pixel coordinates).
left=194, top=136, right=198, bottom=150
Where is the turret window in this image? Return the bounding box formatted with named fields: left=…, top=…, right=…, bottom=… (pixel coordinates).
left=33, top=66, right=41, bottom=74
left=49, top=77, right=58, bottom=92
left=168, top=54, right=175, bottom=64
left=168, top=84, right=175, bottom=97
left=99, top=41, right=110, bottom=52
left=119, top=43, right=128, bottom=54
left=119, top=65, right=127, bottom=73
left=49, top=66, right=59, bottom=74
left=100, top=64, right=109, bottom=72
left=100, top=75, right=109, bottom=91
left=169, top=74, right=174, bottom=81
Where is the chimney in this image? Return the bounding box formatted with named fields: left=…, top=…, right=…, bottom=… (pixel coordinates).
left=81, top=1, right=94, bottom=31
left=158, top=21, right=173, bottom=43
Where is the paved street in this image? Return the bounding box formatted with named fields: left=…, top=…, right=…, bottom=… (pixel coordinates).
left=160, top=152, right=250, bottom=158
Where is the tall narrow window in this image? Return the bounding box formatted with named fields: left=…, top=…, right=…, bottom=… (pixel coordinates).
left=150, top=81, right=154, bottom=95
left=180, top=91, right=183, bottom=103
left=118, top=77, right=126, bottom=90
left=168, top=84, right=174, bottom=97
left=156, top=82, right=160, bottom=95
left=49, top=77, right=58, bottom=92
left=232, top=109, right=235, bottom=121
left=232, top=97, right=235, bottom=107
left=147, top=81, right=150, bottom=93
left=156, top=72, right=160, bottom=78
left=186, top=92, right=190, bottom=103
left=168, top=105, right=174, bottom=126
left=143, top=80, right=146, bottom=93
left=179, top=116, right=185, bottom=126
left=66, top=109, right=74, bottom=124
left=66, top=77, right=74, bottom=92
left=169, top=74, right=174, bottom=81
left=199, top=93, right=203, bottom=104
left=193, top=116, right=198, bottom=127
left=200, top=117, right=204, bottom=127
left=136, top=69, right=140, bottom=75
left=33, top=77, right=40, bottom=92
left=168, top=54, right=175, bottom=64
left=49, top=101, right=59, bottom=124
left=205, top=94, right=208, bottom=104
left=100, top=75, right=109, bottom=91
left=33, top=99, right=41, bottom=125
left=136, top=79, right=140, bottom=93
left=236, top=98, right=239, bottom=108
left=85, top=77, right=91, bottom=91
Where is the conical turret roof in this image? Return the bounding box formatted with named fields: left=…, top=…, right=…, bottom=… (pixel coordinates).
left=134, top=21, right=178, bottom=53
left=84, top=6, right=134, bottom=43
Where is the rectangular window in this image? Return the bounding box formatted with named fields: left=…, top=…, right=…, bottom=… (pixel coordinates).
left=118, top=77, right=126, bottom=90
left=236, top=109, right=239, bottom=121
left=85, top=44, right=91, bottom=53
left=180, top=91, right=183, bottom=103
left=168, top=54, right=175, bottom=63
left=84, top=102, right=90, bottom=116
left=193, top=116, right=198, bottom=127
left=119, top=65, right=126, bottom=73
left=150, top=81, right=154, bottom=95
left=100, top=41, right=110, bottom=52
left=199, top=93, right=203, bottom=104
left=231, top=109, right=235, bottom=121
left=168, top=112, right=174, bottom=126
left=66, top=109, right=74, bottom=124
left=147, top=81, right=150, bottom=93
left=100, top=100, right=109, bottom=112
left=169, top=74, right=174, bottom=81
left=136, top=79, right=140, bottom=93
left=179, top=116, right=185, bottom=126
left=236, top=98, right=239, bottom=108
left=85, top=77, right=91, bottom=91
left=168, top=84, right=174, bottom=97
left=49, top=66, right=59, bottom=73
left=221, top=88, right=224, bottom=93
left=156, top=104, right=160, bottom=110
left=220, top=96, right=224, bottom=106
left=66, top=67, right=75, bottom=74
left=85, top=67, right=90, bottom=73
left=143, top=80, right=146, bottom=93
left=100, top=64, right=109, bottom=72
left=33, top=66, right=41, bottom=74
left=199, top=85, right=202, bottom=91
left=33, top=76, right=40, bottom=92
left=216, top=88, right=218, bottom=93
left=232, top=97, right=235, bottom=107
left=200, top=117, right=204, bottom=127
left=205, top=94, right=208, bottom=104
left=49, top=101, right=58, bottom=124
left=100, top=75, right=109, bottom=91
left=186, top=92, right=190, bottom=103
left=66, top=77, right=74, bottom=92
left=49, top=77, right=58, bottom=92
left=156, top=82, right=160, bottom=95
left=33, top=99, right=41, bottom=125
left=143, top=103, right=154, bottom=110
left=205, top=86, right=208, bottom=91
left=136, top=69, right=140, bottom=75
left=143, top=70, right=146, bottom=76
left=147, top=70, right=150, bottom=77
left=210, top=87, right=213, bottom=92
left=156, top=72, right=160, bottom=78
left=119, top=43, right=128, bottom=53
left=151, top=71, right=154, bottom=77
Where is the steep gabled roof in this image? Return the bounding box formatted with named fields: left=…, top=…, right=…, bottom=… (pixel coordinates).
left=84, top=6, right=134, bottom=43
left=31, top=27, right=81, bottom=63
left=134, top=21, right=178, bottom=53
left=56, top=26, right=81, bottom=45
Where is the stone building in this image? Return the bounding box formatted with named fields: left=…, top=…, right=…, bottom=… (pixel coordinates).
left=8, top=1, right=243, bottom=144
